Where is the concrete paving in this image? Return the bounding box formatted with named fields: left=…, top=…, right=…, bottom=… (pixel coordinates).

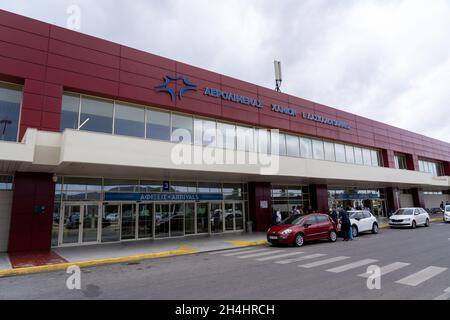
left=0, top=222, right=449, bottom=300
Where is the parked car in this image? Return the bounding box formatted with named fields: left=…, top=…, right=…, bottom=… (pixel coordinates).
left=389, top=208, right=430, bottom=229
left=349, top=210, right=379, bottom=237
left=427, top=208, right=443, bottom=214
left=267, top=213, right=338, bottom=247
left=444, top=205, right=450, bottom=223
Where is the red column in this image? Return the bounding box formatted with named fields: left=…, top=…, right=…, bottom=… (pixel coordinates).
left=309, top=184, right=329, bottom=213
left=406, top=154, right=419, bottom=171
left=411, top=188, right=425, bottom=208
left=443, top=162, right=450, bottom=176
left=382, top=149, right=395, bottom=168
left=248, top=182, right=272, bottom=232
left=386, top=187, right=400, bottom=214
left=8, top=173, right=55, bottom=253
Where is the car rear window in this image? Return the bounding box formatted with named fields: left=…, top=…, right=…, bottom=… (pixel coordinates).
left=446, top=206, right=450, bottom=212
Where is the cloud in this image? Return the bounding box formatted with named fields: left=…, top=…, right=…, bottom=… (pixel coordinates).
left=1, top=0, right=449, bottom=142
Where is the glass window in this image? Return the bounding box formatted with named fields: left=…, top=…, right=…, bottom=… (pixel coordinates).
left=63, top=177, right=102, bottom=200
left=345, top=145, right=355, bottom=164
left=236, top=126, right=255, bottom=152
left=171, top=182, right=197, bottom=193
left=202, top=120, right=217, bottom=147
left=324, top=141, right=335, bottom=161
left=0, top=175, right=13, bottom=190
left=278, top=133, right=287, bottom=156
left=335, top=144, right=346, bottom=162
left=362, top=149, right=372, bottom=166
left=60, top=94, right=80, bottom=131
left=371, top=150, right=379, bottom=167
left=256, top=129, right=270, bottom=154
left=300, top=137, right=312, bottom=158
left=286, top=135, right=300, bottom=157
left=171, top=114, right=193, bottom=144
left=139, top=181, right=162, bottom=192
left=217, top=122, right=236, bottom=150
left=147, top=109, right=170, bottom=141
left=114, top=103, right=145, bottom=138
left=354, top=147, right=363, bottom=165
left=198, top=182, right=222, bottom=193
left=79, top=96, right=113, bottom=134
left=0, top=84, right=22, bottom=142
left=312, top=139, right=325, bottom=160
left=104, top=179, right=139, bottom=192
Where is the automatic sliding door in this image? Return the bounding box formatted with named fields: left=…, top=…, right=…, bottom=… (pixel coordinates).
left=82, top=205, right=99, bottom=243
left=121, top=204, right=136, bottom=240
left=210, top=203, right=223, bottom=234
left=170, top=203, right=185, bottom=237
left=62, top=205, right=81, bottom=244
left=225, top=203, right=234, bottom=231
left=196, top=203, right=209, bottom=234
left=185, top=203, right=195, bottom=235
left=138, top=204, right=153, bottom=239
left=235, top=203, right=244, bottom=230
left=155, top=204, right=170, bottom=238
left=102, top=204, right=120, bottom=242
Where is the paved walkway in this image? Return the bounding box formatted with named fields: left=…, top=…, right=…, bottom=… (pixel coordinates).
left=0, top=232, right=267, bottom=273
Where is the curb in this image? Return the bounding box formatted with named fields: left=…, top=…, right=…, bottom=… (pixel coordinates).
left=0, top=246, right=197, bottom=279
left=226, top=240, right=270, bottom=246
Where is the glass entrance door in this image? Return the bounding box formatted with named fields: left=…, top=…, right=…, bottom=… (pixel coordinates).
left=138, top=203, right=153, bottom=239
left=155, top=203, right=170, bottom=238
left=196, top=203, right=209, bottom=234
left=210, top=203, right=223, bottom=234
left=102, top=204, right=120, bottom=243
left=62, top=205, right=81, bottom=244
left=121, top=203, right=136, bottom=240
left=82, top=205, right=99, bottom=243
left=170, top=203, right=185, bottom=237
left=185, top=203, right=195, bottom=235
left=224, top=202, right=245, bottom=231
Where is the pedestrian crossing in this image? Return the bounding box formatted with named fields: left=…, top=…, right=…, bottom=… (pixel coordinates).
left=209, top=247, right=449, bottom=294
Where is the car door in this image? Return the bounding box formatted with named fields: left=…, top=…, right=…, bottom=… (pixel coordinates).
left=361, top=211, right=372, bottom=231
left=414, top=209, right=423, bottom=224
left=315, top=215, right=331, bottom=238
left=303, top=215, right=320, bottom=240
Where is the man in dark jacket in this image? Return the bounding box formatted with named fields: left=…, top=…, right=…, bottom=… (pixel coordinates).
left=339, top=210, right=351, bottom=241
left=330, top=209, right=338, bottom=226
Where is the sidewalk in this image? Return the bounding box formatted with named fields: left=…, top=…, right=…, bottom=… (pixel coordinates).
left=0, top=232, right=268, bottom=277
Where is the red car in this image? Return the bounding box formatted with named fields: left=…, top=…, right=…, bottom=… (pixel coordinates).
left=267, top=213, right=338, bottom=247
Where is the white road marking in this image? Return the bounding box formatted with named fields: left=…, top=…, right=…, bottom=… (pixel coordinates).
left=209, top=247, right=261, bottom=255
left=326, top=259, right=378, bottom=273
left=395, top=266, right=448, bottom=286
left=299, top=256, right=350, bottom=269
left=221, top=248, right=271, bottom=257
left=434, top=287, right=450, bottom=300
left=276, top=253, right=326, bottom=265
left=237, top=250, right=286, bottom=259
left=256, top=251, right=304, bottom=261
left=358, top=262, right=411, bottom=278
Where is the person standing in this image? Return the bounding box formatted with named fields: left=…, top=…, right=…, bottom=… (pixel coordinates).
left=276, top=210, right=282, bottom=224
left=440, top=201, right=445, bottom=211
left=330, top=208, right=338, bottom=226
left=339, top=210, right=351, bottom=241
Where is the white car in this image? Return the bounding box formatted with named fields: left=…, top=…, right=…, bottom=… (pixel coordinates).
left=349, top=210, right=379, bottom=237
left=444, top=205, right=450, bottom=223
left=389, top=207, right=430, bottom=229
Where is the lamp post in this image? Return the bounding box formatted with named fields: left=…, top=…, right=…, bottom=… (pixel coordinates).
left=274, top=60, right=282, bottom=92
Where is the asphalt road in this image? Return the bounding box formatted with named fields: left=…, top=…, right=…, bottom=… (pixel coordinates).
left=1, top=223, right=450, bottom=300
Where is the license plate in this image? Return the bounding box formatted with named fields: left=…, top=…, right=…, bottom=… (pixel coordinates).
left=269, top=236, right=278, bottom=240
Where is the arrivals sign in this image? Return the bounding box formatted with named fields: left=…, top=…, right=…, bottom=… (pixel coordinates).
left=155, top=75, right=351, bottom=130
left=104, top=192, right=224, bottom=202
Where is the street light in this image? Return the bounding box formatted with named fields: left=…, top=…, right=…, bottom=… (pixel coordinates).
left=274, top=60, right=282, bottom=92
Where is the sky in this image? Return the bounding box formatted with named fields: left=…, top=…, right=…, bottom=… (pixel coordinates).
left=1, top=0, right=449, bottom=142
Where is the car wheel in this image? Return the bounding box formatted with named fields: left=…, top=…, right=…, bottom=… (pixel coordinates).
left=294, top=234, right=304, bottom=247
left=329, top=230, right=337, bottom=242
left=425, top=219, right=430, bottom=227
left=371, top=223, right=379, bottom=234
left=411, top=220, right=417, bottom=229
left=352, top=225, right=359, bottom=238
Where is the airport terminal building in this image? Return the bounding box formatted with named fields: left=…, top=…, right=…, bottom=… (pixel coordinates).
left=0, top=10, right=449, bottom=253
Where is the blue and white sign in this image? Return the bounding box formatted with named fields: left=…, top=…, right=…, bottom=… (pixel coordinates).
left=334, top=193, right=381, bottom=200
left=105, top=192, right=224, bottom=202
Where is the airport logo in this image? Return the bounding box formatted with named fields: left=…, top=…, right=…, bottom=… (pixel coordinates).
left=155, top=75, right=197, bottom=101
